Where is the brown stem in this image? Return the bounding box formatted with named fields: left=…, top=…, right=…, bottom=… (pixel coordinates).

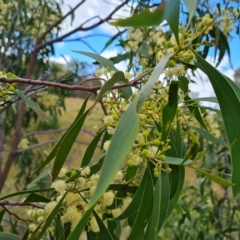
left=0, top=200, right=44, bottom=209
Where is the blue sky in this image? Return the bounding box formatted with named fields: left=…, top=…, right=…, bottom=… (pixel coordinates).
left=50, top=0, right=240, bottom=98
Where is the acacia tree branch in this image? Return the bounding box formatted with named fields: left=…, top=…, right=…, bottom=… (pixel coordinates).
left=0, top=76, right=141, bottom=92
left=37, top=0, right=87, bottom=44
left=0, top=201, right=44, bottom=209
left=35, top=0, right=129, bottom=50
left=1, top=205, right=30, bottom=222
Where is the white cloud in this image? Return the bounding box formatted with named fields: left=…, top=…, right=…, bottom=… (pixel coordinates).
left=55, top=42, right=65, bottom=48
left=101, top=49, right=118, bottom=59
left=49, top=55, right=71, bottom=64
left=188, top=55, right=235, bottom=98
left=58, top=0, right=132, bottom=36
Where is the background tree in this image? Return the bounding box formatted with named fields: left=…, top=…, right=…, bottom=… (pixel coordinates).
left=0, top=0, right=132, bottom=192
left=1, top=0, right=240, bottom=239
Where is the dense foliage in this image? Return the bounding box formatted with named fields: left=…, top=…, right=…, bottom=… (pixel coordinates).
left=1, top=0, right=240, bottom=239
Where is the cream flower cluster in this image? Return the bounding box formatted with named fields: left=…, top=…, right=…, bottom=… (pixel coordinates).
left=0, top=72, right=16, bottom=103
left=36, top=91, right=60, bottom=109
left=26, top=167, right=133, bottom=234
left=217, top=8, right=239, bottom=36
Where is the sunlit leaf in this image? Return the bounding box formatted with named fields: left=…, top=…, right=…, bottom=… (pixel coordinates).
left=110, top=9, right=165, bottom=27
left=73, top=51, right=118, bottom=71
left=164, top=0, right=179, bottom=44
left=69, top=103, right=140, bottom=239
left=184, top=0, right=200, bottom=28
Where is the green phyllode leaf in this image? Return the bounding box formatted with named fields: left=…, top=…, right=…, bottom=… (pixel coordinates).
left=195, top=168, right=234, bottom=187
left=69, top=51, right=170, bottom=239
left=30, top=95, right=90, bottom=177
left=110, top=8, right=165, bottom=28
left=184, top=0, right=200, bottom=28
left=0, top=233, right=21, bottom=240
left=164, top=0, right=180, bottom=45
left=52, top=109, right=90, bottom=180
left=143, top=171, right=170, bottom=239
left=73, top=51, right=132, bottom=99
left=161, top=80, right=179, bottom=142
left=14, top=90, right=53, bottom=122
left=196, top=53, right=240, bottom=197
left=179, top=76, right=208, bottom=129
left=127, top=166, right=154, bottom=239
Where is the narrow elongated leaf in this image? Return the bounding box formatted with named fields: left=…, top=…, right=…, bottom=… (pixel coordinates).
left=0, top=188, right=52, bottom=201
left=0, top=210, right=5, bottom=223
left=74, top=52, right=132, bottom=99
left=190, top=126, right=228, bottom=148
left=14, top=90, right=53, bottom=122
left=30, top=191, right=68, bottom=240
left=143, top=171, right=170, bottom=239
left=196, top=53, right=240, bottom=197
left=195, top=168, right=234, bottom=187
left=73, top=51, right=118, bottom=71
left=0, top=233, right=21, bottom=240
left=184, top=0, right=200, bottom=28
left=164, top=0, right=179, bottom=44
left=179, top=76, right=207, bottom=129
left=108, top=184, right=137, bottom=194
left=137, top=53, right=171, bottom=111
left=127, top=166, right=154, bottom=240
left=111, top=9, right=165, bottom=27
left=174, top=202, right=186, bottom=214
left=24, top=193, right=50, bottom=203
left=165, top=156, right=192, bottom=165
left=166, top=166, right=185, bottom=219
left=30, top=96, right=90, bottom=177
left=27, top=169, right=51, bottom=189
left=101, top=30, right=126, bottom=52
left=81, top=129, right=105, bottom=167
left=52, top=109, right=90, bottom=180
left=69, top=104, right=140, bottom=239
left=189, top=97, right=218, bottom=103
left=88, top=103, right=139, bottom=208
left=161, top=81, right=179, bottom=141
left=112, top=168, right=149, bottom=221
left=94, top=72, right=126, bottom=105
